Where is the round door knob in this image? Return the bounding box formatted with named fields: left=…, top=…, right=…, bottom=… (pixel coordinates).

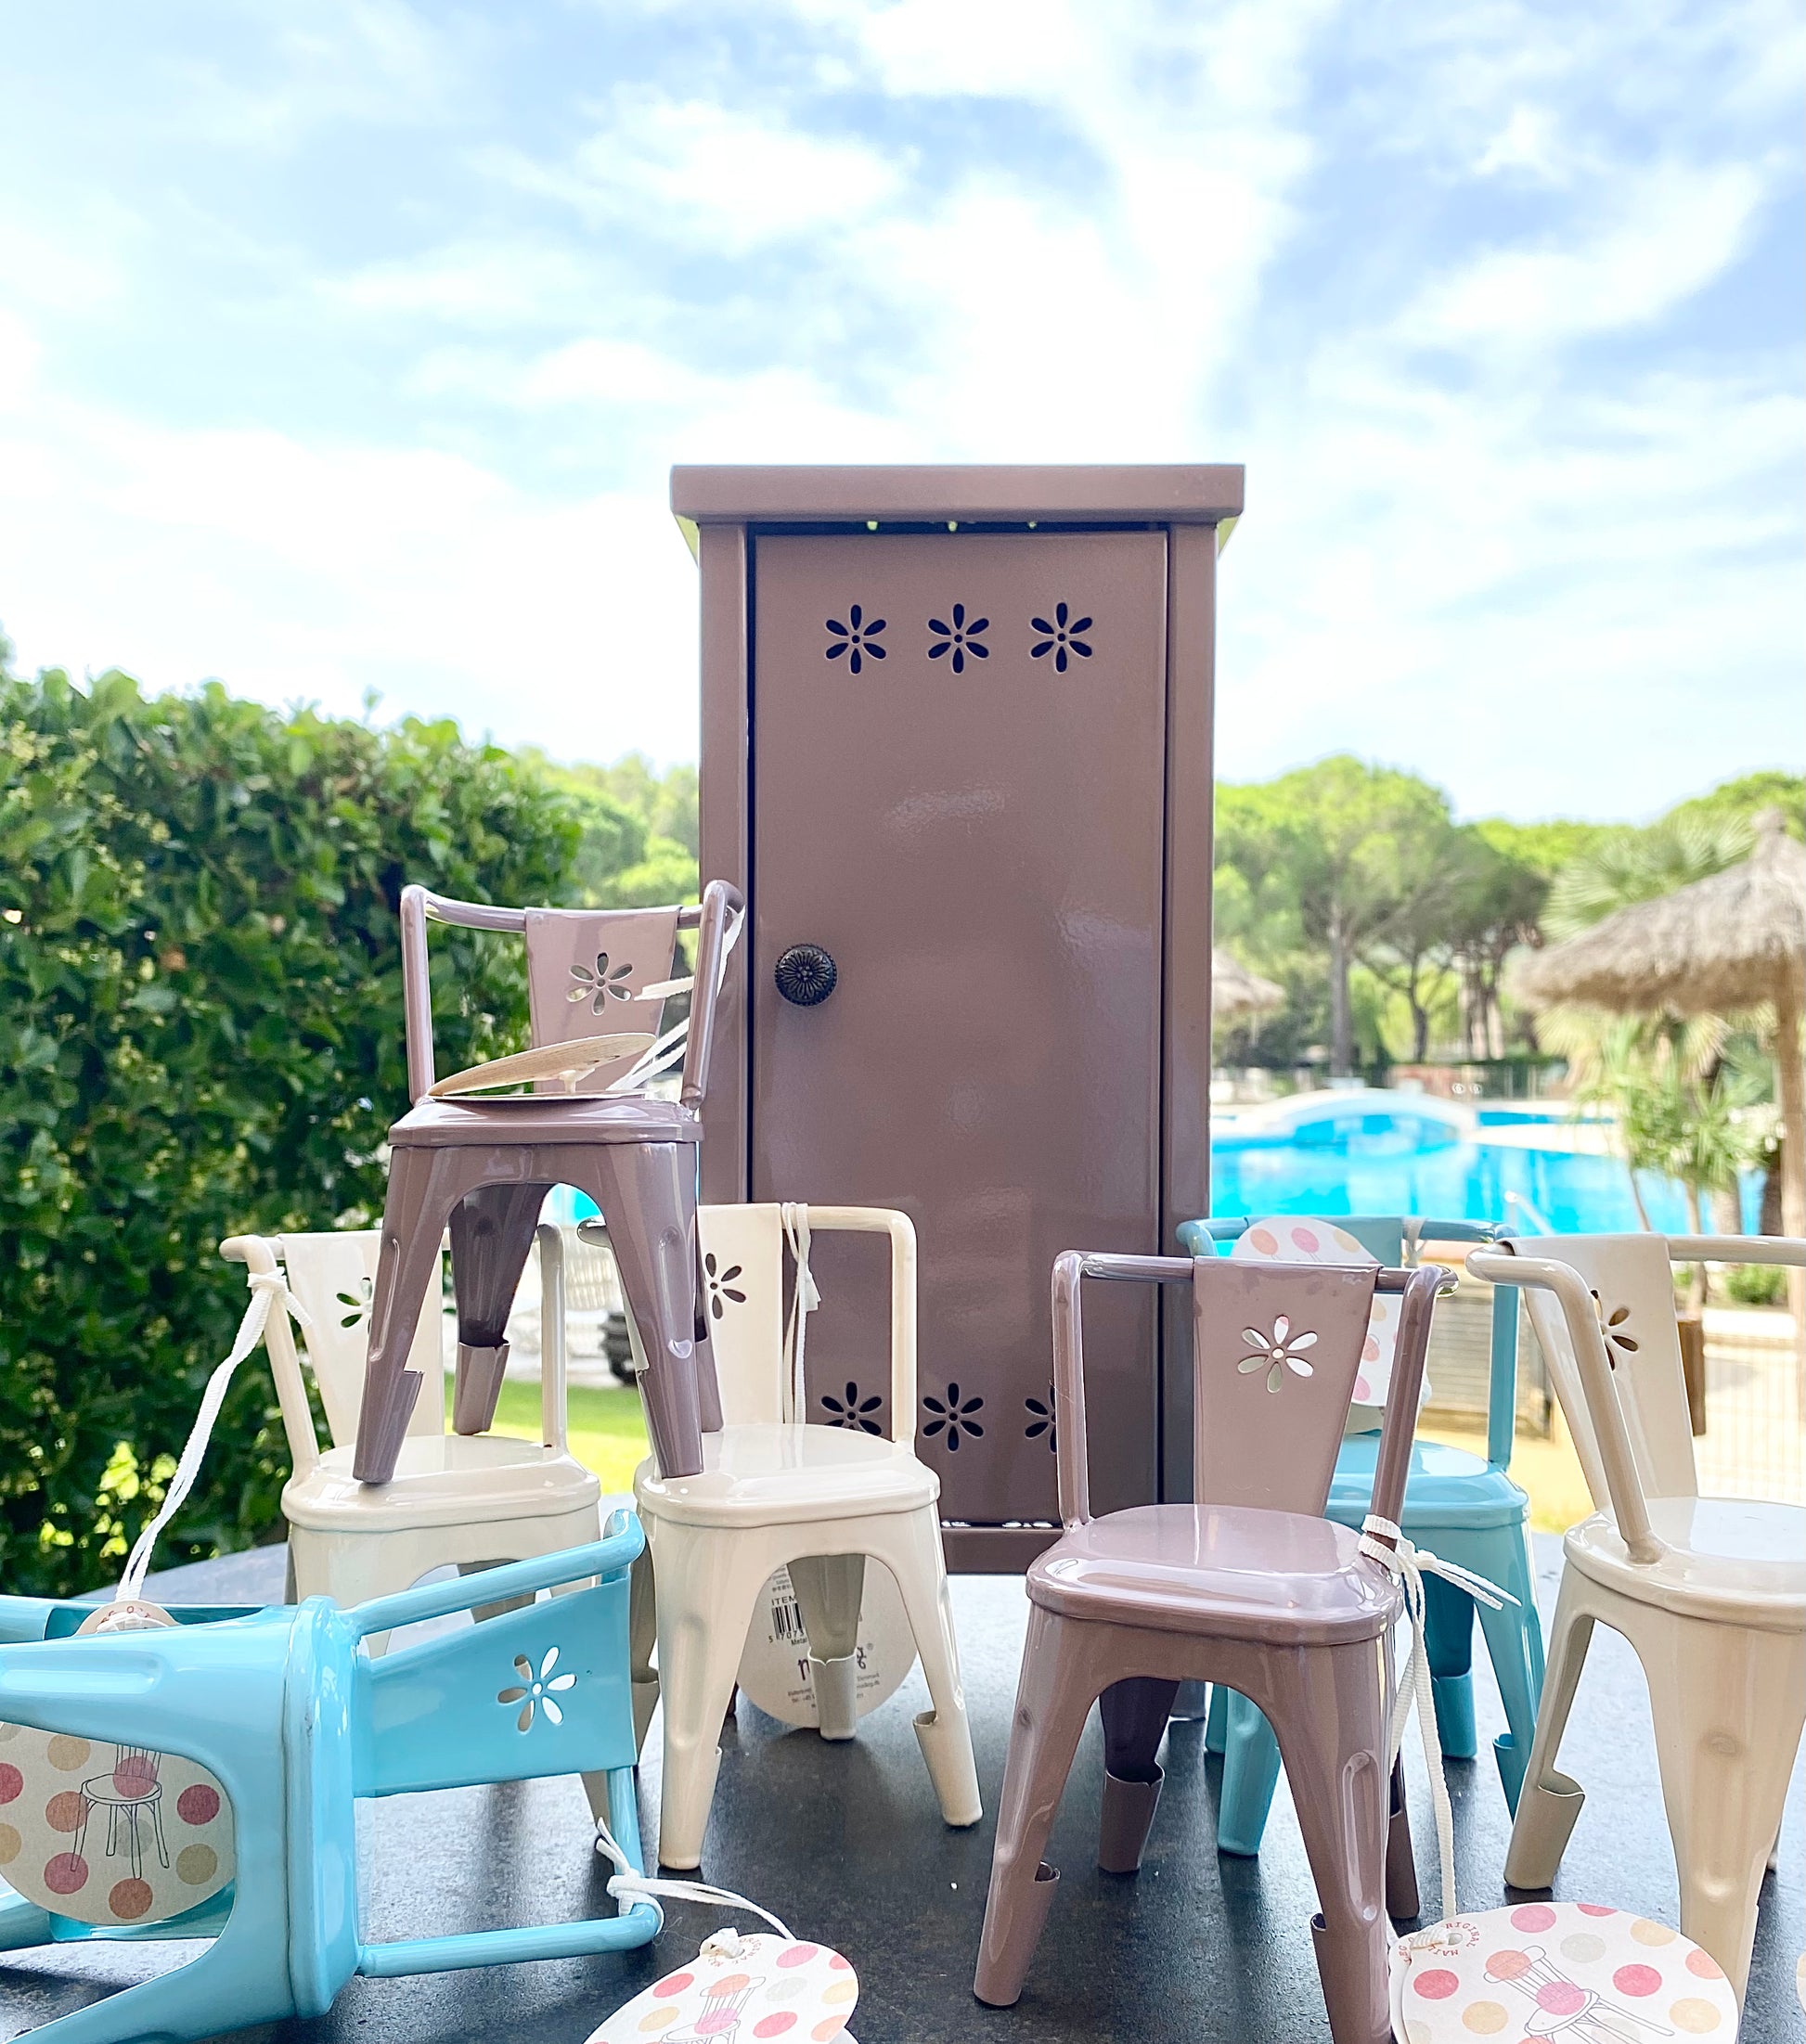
left=775, top=944, right=837, bottom=1007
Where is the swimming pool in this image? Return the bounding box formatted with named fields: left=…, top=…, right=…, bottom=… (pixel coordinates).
left=1207, top=1091, right=1761, bottom=1234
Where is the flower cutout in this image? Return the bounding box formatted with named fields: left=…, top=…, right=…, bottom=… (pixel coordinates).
left=1236, top=1314, right=1319, bottom=1394
left=497, top=1646, right=576, bottom=1732
left=1030, top=601, right=1093, bottom=673
left=825, top=603, right=887, bottom=675
left=703, top=1253, right=745, bottom=1320
left=1024, top=1386, right=1057, bottom=1452
left=1589, top=1291, right=1638, bottom=1366
left=927, top=602, right=989, bottom=675
left=821, top=1381, right=884, bottom=1434
left=336, top=1275, right=373, bottom=1331
left=568, top=950, right=634, bottom=1013
left=922, top=1382, right=985, bottom=1450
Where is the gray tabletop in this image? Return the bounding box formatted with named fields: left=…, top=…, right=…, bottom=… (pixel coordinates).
left=4, top=1536, right=1801, bottom=2042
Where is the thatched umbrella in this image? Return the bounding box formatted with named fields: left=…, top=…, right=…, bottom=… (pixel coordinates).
left=1212, top=947, right=1285, bottom=1023
left=1514, top=809, right=1806, bottom=1298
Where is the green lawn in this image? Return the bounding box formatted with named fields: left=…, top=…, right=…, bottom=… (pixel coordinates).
left=476, top=1378, right=650, bottom=1494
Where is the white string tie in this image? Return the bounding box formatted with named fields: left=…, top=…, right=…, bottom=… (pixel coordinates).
left=593, top=1817, right=793, bottom=1943
left=115, top=1267, right=311, bottom=1603
left=780, top=1203, right=820, bottom=1424
left=1358, top=1511, right=1517, bottom=1945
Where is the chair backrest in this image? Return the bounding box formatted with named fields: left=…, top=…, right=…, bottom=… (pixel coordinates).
left=222, top=1231, right=446, bottom=1472
left=593, top=1203, right=918, bottom=1439
left=1503, top=1233, right=1699, bottom=1510
left=1051, top=1251, right=1450, bottom=1527
left=1182, top=1214, right=1520, bottom=1465
left=398, top=879, right=743, bottom=1110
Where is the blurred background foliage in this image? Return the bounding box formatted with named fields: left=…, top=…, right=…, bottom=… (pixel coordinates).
left=0, top=639, right=1794, bottom=1595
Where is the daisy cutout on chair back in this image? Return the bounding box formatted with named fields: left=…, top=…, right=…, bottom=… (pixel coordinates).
left=1231, top=1218, right=1406, bottom=1413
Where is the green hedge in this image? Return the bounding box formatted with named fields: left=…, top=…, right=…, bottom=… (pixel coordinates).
left=0, top=663, right=579, bottom=1595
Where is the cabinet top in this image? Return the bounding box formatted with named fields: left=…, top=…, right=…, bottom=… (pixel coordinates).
left=669, top=463, right=1245, bottom=528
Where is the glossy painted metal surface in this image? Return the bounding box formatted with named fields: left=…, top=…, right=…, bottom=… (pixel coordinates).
left=745, top=528, right=1169, bottom=1538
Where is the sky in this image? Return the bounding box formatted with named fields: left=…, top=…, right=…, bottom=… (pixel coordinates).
left=0, top=0, right=1800, bottom=822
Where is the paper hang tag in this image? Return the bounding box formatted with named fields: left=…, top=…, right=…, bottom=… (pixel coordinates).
left=0, top=1720, right=236, bottom=1927
left=1389, top=1902, right=1737, bottom=2042
left=735, top=1562, right=915, bottom=1729
left=584, top=1931, right=858, bottom=2043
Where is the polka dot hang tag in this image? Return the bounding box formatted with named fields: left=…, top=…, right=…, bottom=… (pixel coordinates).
left=584, top=1931, right=858, bottom=2044
left=1391, top=1902, right=1738, bottom=2041
left=0, top=1719, right=235, bottom=1927
left=1231, top=1217, right=1402, bottom=1407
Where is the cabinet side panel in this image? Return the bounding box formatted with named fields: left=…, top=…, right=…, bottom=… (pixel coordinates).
left=697, top=521, right=750, bottom=1204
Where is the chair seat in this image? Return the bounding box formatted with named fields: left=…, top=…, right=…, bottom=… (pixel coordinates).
left=1564, top=1494, right=1806, bottom=1631
left=389, top=1093, right=695, bottom=1148
left=1027, top=1504, right=1401, bottom=1646
left=1326, top=1433, right=1529, bottom=1532
left=634, top=1424, right=939, bottom=1529
left=284, top=1434, right=601, bottom=1532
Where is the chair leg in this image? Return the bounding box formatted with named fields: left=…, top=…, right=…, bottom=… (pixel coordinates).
left=628, top=1544, right=660, bottom=1755
left=649, top=1523, right=773, bottom=1870
left=1641, top=1612, right=1805, bottom=1999
left=356, top=1144, right=484, bottom=1481
left=573, top=1142, right=705, bottom=1481
left=1266, top=1642, right=1392, bottom=2044
left=1204, top=1681, right=1230, bottom=1753
left=1385, top=1757, right=1419, bottom=1922
left=1466, top=1523, right=1544, bottom=1812
left=973, top=1607, right=1112, bottom=2008
left=1423, top=1572, right=1477, bottom=1761
left=1503, top=1566, right=1595, bottom=1889
left=871, top=1511, right=982, bottom=1828
left=12, top=1927, right=295, bottom=2044
left=788, top=1553, right=867, bottom=1742
left=1217, top=1689, right=1284, bottom=1857
left=448, top=1181, right=549, bottom=1436
left=1098, top=1677, right=1178, bottom=1873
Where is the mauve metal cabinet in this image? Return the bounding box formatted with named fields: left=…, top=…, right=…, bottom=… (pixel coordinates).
left=674, top=466, right=1243, bottom=1570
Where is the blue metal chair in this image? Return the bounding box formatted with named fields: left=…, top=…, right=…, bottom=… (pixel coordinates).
left=0, top=1516, right=656, bottom=2043
left=1175, top=1215, right=1542, bottom=1854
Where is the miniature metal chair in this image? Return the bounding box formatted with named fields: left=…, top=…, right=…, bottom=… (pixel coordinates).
left=353, top=880, right=742, bottom=1487
left=0, top=1520, right=656, bottom=2044
left=1469, top=1230, right=1806, bottom=1999
left=1178, top=1215, right=1542, bottom=1848
left=973, top=1251, right=1451, bottom=2044
left=613, top=1203, right=982, bottom=1871
left=226, top=1223, right=601, bottom=1632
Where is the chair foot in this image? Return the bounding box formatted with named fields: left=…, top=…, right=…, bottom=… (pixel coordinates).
left=973, top=1863, right=1059, bottom=2008
left=1430, top=1669, right=1477, bottom=1761
left=1504, top=1768, right=1585, bottom=1889
left=1098, top=1765, right=1163, bottom=1874
left=452, top=1341, right=510, bottom=1435
left=812, top=1653, right=858, bottom=1742
left=1493, top=1729, right=1529, bottom=1812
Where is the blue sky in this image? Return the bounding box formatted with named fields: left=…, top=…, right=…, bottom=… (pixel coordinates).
left=1, top=0, right=1800, bottom=819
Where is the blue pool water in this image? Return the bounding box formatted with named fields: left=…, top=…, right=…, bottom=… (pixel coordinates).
left=1209, top=1102, right=1761, bottom=1234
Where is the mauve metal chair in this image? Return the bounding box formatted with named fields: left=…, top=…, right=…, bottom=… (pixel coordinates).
left=352, top=879, right=742, bottom=1486
left=1180, top=1215, right=1542, bottom=1849
left=973, top=1251, right=1452, bottom=2044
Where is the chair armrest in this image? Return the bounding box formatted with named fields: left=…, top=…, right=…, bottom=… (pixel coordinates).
left=401, top=883, right=435, bottom=1103
left=220, top=1233, right=321, bottom=1479
left=678, top=879, right=744, bottom=1111
left=1664, top=1234, right=1806, bottom=1268
left=1468, top=1247, right=1662, bottom=1562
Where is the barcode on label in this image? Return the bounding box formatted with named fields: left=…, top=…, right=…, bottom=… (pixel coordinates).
left=771, top=1598, right=807, bottom=1644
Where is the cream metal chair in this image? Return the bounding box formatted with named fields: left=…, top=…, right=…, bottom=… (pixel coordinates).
left=223, top=1223, right=602, bottom=1632
left=603, top=1202, right=982, bottom=1871
left=1468, top=1231, right=1806, bottom=2001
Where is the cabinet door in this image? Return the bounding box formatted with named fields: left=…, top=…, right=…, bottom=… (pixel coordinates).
left=749, top=530, right=1167, bottom=1536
